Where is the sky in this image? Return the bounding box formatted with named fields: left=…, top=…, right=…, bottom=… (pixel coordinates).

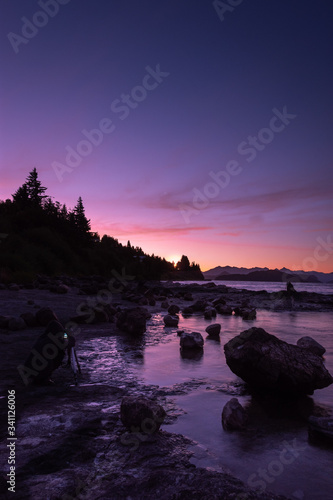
left=1, top=0, right=332, bottom=272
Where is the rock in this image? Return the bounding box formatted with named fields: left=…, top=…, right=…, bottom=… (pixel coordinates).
left=55, top=284, right=69, bottom=294
left=297, top=336, right=326, bottom=357
left=241, top=309, right=256, bottom=320
left=192, top=300, right=208, bottom=312
left=8, top=283, right=20, bottom=291
left=183, top=292, right=193, bottom=301
left=216, top=305, right=233, bottom=315
left=224, top=327, right=333, bottom=395
left=163, top=314, right=179, bottom=327
left=212, top=297, right=226, bottom=307
left=308, top=416, right=333, bottom=444
left=161, top=300, right=169, bottom=309
left=177, top=330, right=184, bottom=336
left=149, top=298, right=156, bottom=306
left=8, top=317, right=26, bottom=331
left=204, top=307, right=217, bottom=319
left=20, top=312, right=37, bottom=327
left=180, top=332, right=204, bottom=350
left=138, top=296, right=149, bottom=306
left=35, top=307, right=58, bottom=326
left=116, top=307, right=148, bottom=335
left=0, top=315, right=12, bottom=329
left=222, top=398, right=247, bottom=431
left=120, top=395, right=166, bottom=432
left=27, top=300, right=35, bottom=305
left=168, top=304, right=180, bottom=315
left=206, top=323, right=221, bottom=337
left=182, top=306, right=194, bottom=316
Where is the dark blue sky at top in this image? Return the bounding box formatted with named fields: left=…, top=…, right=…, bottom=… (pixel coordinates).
left=1, top=0, right=332, bottom=270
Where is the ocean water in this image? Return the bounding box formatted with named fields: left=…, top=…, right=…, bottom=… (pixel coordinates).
left=172, top=280, right=333, bottom=295
left=78, top=306, right=333, bottom=499
left=140, top=309, right=333, bottom=500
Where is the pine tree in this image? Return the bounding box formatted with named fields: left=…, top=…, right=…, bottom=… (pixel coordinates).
left=25, top=168, right=47, bottom=206
left=73, top=196, right=91, bottom=234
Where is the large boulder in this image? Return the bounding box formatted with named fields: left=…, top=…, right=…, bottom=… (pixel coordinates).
left=224, top=327, right=333, bottom=395
left=222, top=398, right=247, bottom=431
left=180, top=332, right=204, bottom=350
left=116, top=307, right=149, bottom=335
left=297, top=336, right=326, bottom=357
left=120, top=395, right=166, bottom=432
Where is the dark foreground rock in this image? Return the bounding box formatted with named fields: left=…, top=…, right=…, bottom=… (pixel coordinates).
left=120, top=395, right=166, bottom=432
left=116, top=307, right=149, bottom=335
left=222, top=398, right=247, bottom=431
left=308, top=416, right=333, bottom=444
left=297, top=336, right=326, bottom=356
left=224, top=327, right=333, bottom=395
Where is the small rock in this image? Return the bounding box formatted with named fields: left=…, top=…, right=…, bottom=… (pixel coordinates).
left=206, top=323, right=221, bottom=337
left=116, top=307, right=149, bottom=335
left=183, top=292, right=193, bottom=301
left=120, top=395, right=166, bottom=432
left=168, top=304, right=180, bottom=315
left=222, top=398, right=247, bottom=431
left=8, top=317, right=26, bottom=331
left=180, top=332, right=204, bottom=350
left=20, top=312, right=37, bottom=327
left=204, top=307, right=217, bottom=320
left=216, top=305, right=233, bottom=315
left=161, top=300, right=169, bottom=309
left=297, top=336, right=326, bottom=357
left=8, top=283, right=20, bottom=291
left=308, top=416, right=333, bottom=444
left=163, top=314, right=179, bottom=327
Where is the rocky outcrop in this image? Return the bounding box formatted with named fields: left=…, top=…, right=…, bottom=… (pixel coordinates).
left=224, top=327, right=333, bottom=395
left=297, top=336, right=326, bottom=357
left=222, top=398, right=247, bottom=430
left=120, top=395, right=166, bottom=432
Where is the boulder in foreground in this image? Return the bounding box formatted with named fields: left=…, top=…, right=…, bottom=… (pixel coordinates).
left=224, top=327, right=333, bottom=395
left=116, top=307, right=149, bottom=335
left=120, top=395, right=166, bottom=432
left=222, top=398, right=247, bottom=431
left=297, top=336, right=326, bottom=357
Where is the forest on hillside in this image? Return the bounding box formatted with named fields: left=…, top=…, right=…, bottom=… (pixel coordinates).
left=0, top=169, right=203, bottom=283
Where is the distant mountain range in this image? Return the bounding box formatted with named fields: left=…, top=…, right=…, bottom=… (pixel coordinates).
left=203, top=266, right=333, bottom=283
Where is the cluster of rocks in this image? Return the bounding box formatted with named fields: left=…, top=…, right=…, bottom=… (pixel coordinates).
left=0, top=306, right=59, bottom=331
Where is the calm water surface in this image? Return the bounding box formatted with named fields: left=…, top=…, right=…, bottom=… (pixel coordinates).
left=140, top=310, right=333, bottom=500
left=80, top=309, right=333, bottom=500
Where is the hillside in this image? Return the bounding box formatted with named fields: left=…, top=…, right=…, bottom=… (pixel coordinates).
left=0, top=169, right=203, bottom=283
left=204, top=266, right=333, bottom=283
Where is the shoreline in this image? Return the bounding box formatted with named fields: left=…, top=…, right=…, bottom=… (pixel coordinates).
left=1, top=280, right=332, bottom=499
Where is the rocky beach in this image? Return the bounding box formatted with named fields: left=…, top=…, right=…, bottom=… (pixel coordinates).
left=1, top=277, right=333, bottom=500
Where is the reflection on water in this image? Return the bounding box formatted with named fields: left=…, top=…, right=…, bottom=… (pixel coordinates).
left=78, top=310, right=333, bottom=500
left=141, top=310, right=333, bottom=500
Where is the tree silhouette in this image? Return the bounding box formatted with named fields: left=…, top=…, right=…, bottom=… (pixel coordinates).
left=73, top=196, right=91, bottom=234
left=13, top=168, right=47, bottom=207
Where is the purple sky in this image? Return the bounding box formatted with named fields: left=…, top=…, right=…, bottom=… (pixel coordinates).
left=1, top=1, right=332, bottom=272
